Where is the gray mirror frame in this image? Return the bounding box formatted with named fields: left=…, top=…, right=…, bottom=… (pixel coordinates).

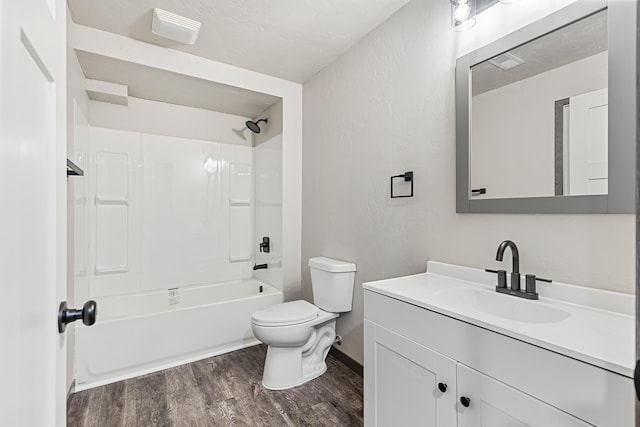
left=456, top=0, right=636, bottom=214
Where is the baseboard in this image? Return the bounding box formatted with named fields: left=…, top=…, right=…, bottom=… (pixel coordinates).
left=329, top=346, right=363, bottom=377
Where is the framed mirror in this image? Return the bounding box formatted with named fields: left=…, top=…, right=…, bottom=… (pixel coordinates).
left=456, top=0, right=636, bottom=214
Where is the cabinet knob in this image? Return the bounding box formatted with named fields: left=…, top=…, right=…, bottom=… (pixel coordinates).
left=437, top=382, right=447, bottom=393
left=460, top=396, right=471, bottom=408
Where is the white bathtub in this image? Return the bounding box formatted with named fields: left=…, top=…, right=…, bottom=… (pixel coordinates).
left=75, top=279, right=282, bottom=390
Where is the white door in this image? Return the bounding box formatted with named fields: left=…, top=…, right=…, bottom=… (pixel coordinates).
left=364, top=321, right=457, bottom=427
left=456, top=364, right=591, bottom=427
left=0, top=0, right=67, bottom=425
left=568, top=88, right=608, bottom=195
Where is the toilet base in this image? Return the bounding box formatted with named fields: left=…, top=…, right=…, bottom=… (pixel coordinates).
left=261, top=319, right=336, bottom=390
left=262, top=351, right=328, bottom=390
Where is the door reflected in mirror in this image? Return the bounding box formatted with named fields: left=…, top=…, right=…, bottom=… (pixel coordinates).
left=469, top=9, right=607, bottom=200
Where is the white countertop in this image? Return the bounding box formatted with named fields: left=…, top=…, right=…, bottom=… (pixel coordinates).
left=363, top=261, right=635, bottom=378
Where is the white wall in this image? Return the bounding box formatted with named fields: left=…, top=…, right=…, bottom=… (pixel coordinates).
left=90, top=97, right=252, bottom=147
left=66, top=6, right=91, bottom=393
left=302, top=0, right=634, bottom=364
left=471, top=52, right=608, bottom=199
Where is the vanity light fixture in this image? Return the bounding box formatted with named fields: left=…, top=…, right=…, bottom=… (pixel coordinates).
left=451, top=0, right=477, bottom=31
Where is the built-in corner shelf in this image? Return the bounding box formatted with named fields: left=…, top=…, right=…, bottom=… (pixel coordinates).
left=67, top=159, right=84, bottom=177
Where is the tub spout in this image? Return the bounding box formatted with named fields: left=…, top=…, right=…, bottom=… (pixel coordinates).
left=253, top=263, right=268, bottom=270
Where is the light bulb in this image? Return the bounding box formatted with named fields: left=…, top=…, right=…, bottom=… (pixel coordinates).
left=454, top=4, right=471, bottom=22
left=451, top=0, right=476, bottom=31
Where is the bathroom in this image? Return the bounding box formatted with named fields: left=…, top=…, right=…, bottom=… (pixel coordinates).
left=1, top=0, right=636, bottom=425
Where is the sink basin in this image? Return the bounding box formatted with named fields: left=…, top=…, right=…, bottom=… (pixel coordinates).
left=437, top=288, right=571, bottom=324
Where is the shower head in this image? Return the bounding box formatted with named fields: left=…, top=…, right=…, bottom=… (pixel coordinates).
left=246, top=118, right=268, bottom=134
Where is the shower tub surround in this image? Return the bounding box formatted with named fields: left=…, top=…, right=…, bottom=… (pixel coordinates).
left=74, top=127, right=283, bottom=389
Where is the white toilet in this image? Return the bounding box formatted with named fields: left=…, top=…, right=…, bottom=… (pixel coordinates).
left=251, top=256, right=356, bottom=390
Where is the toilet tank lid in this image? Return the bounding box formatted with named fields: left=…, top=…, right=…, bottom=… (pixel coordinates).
left=308, top=257, right=356, bottom=273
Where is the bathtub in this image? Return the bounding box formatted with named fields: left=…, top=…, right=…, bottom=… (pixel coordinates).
left=74, top=279, right=282, bottom=390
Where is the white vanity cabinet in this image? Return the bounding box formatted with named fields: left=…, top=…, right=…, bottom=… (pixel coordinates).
left=364, top=321, right=457, bottom=426
left=365, top=319, right=591, bottom=427
left=456, top=364, right=590, bottom=427
left=363, top=263, right=635, bottom=427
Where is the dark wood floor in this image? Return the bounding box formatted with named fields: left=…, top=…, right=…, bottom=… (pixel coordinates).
left=67, top=345, right=363, bottom=426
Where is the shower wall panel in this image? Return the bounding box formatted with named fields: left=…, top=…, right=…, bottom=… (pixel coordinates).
left=254, top=134, right=283, bottom=286
left=141, top=134, right=222, bottom=289
left=225, top=148, right=254, bottom=263
left=79, top=127, right=254, bottom=303
left=83, top=128, right=142, bottom=302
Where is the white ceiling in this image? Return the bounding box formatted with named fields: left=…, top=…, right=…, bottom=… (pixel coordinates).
left=67, top=0, right=410, bottom=84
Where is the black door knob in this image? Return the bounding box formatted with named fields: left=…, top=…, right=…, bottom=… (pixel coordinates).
left=58, top=300, right=97, bottom=333
left=438, top=382, right=447, bottom=393
left=460, top=396, right=471, bottom=408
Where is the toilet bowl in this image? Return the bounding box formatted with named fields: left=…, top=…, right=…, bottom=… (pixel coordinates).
left=252, top=300, right=339, bottom=389
left=251, top=257, right=356, bottom=390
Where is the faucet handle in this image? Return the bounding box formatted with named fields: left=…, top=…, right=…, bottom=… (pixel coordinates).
left=525, top=274, right=552, bottom=297
left=485, top=268, right=507, bottom=289
left=259, top=236, right=270, bottom=253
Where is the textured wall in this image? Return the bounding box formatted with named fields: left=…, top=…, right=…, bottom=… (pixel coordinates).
left=302, top=0, right=634, bottom=364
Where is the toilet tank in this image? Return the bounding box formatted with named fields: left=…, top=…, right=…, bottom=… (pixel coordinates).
left=308, top=257, right=356, bottom=313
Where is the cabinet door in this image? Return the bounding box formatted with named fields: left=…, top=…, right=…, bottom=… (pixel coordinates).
left=364, top=320, right=457, bottom=427
left=456, top=364, right=593, bottom=427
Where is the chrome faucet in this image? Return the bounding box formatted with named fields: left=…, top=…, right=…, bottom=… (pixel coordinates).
left=496, top=240, right=520, bottom=291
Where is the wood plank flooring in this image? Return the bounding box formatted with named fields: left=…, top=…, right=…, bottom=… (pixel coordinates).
left=67, top=345, right=363, bottom=426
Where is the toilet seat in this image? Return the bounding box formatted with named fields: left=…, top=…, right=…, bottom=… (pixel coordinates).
left=252, top=300, right=319, bottom=327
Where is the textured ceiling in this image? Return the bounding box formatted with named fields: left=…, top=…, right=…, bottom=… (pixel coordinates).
left=67, top=0, right=410, bottom=83
left=76, top=50, right=281, bottom=117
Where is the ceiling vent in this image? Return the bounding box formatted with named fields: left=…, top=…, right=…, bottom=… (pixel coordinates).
left=151, top=8, right=201, bottom=45
left=488, top=52, right=525, bottom=71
